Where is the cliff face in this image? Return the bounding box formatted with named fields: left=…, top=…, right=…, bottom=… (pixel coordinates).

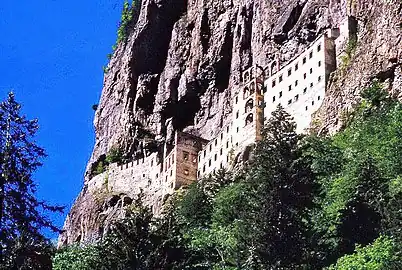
left=59, top=0, right=402, bottom=246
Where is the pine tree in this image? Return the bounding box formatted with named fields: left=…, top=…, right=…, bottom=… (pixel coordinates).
left=248, top=105, right=317, bottom=269
left=0, top=92, right=63, bottom=269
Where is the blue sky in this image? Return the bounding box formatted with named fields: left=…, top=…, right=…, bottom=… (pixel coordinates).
left=0, top=1, right=123, bottom=237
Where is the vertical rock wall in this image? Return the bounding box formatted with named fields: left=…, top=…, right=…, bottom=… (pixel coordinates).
left=59, top=0, right=402, bottom=246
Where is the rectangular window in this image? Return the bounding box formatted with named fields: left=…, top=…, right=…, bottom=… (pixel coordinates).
left=203, top=150, right=206, bottom=157
left=272, top=79, right=276, bottom=87
left=310, top=68, right=313, bottom=74
left=305, top=106, right=308, bottom=111
left=279, top=91, right=283, bottom=98
left=303, top=57, right=306, bottom=64
left=236, top=127, right=239, bottom=133
left=304, top=73, right=307, bottom=79
left=312, top=101, right=315, bottom=106
left=288, top=85, right=292, bottom=91
left=226, top=126, right=230, bottom=133
left=303, top=88, right=307, bottom=94
left=318, top=61, right=322, bottom=67
left=294, top=94, right=299, bottom=102
left=310, top=82, right=314, bottom=88
left=208, top=159, right=212, bottom=167
left=215, top=139, right=217, bottom=146
left=273, top=96, right=276, bottom=102
left=226, top=141, right=229, bottom=148
left=309, top=51, right=313, bottom=59
left=220, top=149, right=223, bottom=155
left=235, top=96, right=238, bottom=104
left=214, top=154, right=217, bottom=161
left=288, top=69, right=292, bottom=76
left=295, top=63, right=299, bottom=70
left=279, top=75, right=283, bottom=82
left=318, top=96, right=321, bottom=101
left=236, top=111, right=239, bottom=119
left=220, top=133, right=223, bottom=140
left=288, top=99, right=292, bottom=105
left=198, top=155, right=201, bottom=162
left=295, top=80, right=298, bottom=86
left=203, top=165, right=206, bottom=172
left=317, top=44, right=321, bottom=52
left=209, top=144, right=212, bottom=151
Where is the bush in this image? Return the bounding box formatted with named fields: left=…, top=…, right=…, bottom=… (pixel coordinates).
left=105, top=147, right=123, bottom=164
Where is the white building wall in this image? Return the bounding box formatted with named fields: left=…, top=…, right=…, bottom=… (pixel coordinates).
left=264, top=35, right=330, bottom=132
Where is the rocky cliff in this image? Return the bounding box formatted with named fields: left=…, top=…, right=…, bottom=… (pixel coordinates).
left=59, top=0, right=402, bottom=246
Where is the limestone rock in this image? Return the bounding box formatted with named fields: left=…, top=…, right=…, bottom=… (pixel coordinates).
left=59, top=0, right=402, bottom=246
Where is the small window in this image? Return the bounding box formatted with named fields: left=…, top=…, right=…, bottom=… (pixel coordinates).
left=279, top=75, right=283, bottom=82
left=184, top=169, right=189, bottom=176
left=209, top=144, right=212, bottom=151
left=208, top=159, right=212, bottom=167
left=303, top=88, right=307, bottom=94
left=303, top=57, right=306, bottom=64
left=214, top=154, right=217, bottom=161
left=215, top=139, right=217, bottom=146
left=279, top=91, right=283, bottom=98
left=226, top=141, right=229, bottom=148
left=273, top=96, right=276, bottom=102
left=236, top=127, right=239, bottom=133
left=317, top=44, right=322, bottom=52
left=318, top=76, right=322, bottom=82
left=220, top=133, right=223, bottom=140
left=295, top=80, right=298, bottom=86
left=312, top=101, right=315, bottom=106
left=288, top=99, right=292, bottom=105
left=288, top=85, right=292, bottom=91
left=295, top=63, right=299, bottom=70
left=203, top=165, right=206, bottom=172
left=310, top=68, right=313, bottom=74
left=272, top=79, right=276, bottom=87
left=227, top=155, right=229, bottom=162
left=318, top=96, right=321, bottom=101
left=226, top=126, right=230, bottom=133
left=309, top=51, right=313, bottom=59
left=235, top=96, right=239, bottom=104
left=304, top=73, right=307, bottom=79
left=310, top=82, right=314, bottom=88
left=183, top=151, right=189, bottom=161
left=220, top=163, right=223, bottom=169
left=236, top=111, right=239, bottom=119
left=203, top=150, right=206, bottom=157
left=288, top=69, right=292, bottom=76
left=170, top=170, right=173, bottom=176
left=198, top=156, right=201, bottom=162
left=305, top=106, right=308, bottom=111
left=197, top=171, right=200, bottom=178
left=318, top=61, right=322, bottom=67
left=220, top=148, right=223, bottom=155
left=294, top=94, right=299, bottom=102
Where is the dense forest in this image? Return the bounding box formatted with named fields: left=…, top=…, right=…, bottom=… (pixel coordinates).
left=52, top=82, right=402, bottom=269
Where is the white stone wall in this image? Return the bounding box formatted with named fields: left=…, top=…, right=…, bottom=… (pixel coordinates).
left=264, top=35, right=330, bottom=132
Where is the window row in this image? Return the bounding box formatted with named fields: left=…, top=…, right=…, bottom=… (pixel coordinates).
left=271, top=60, right=323, bottom=88
left=271, top=76, right=323, bottom=103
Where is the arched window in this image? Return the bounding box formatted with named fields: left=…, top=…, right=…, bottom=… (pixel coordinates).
left=243, top=86, right=250, bottom=99
left=244, top=71, right=250, bottom=83
left=245, top=99, right=254, bottom=113
left=245, top=113, right=253, bottom=126
left=250, top=82, right=256, bottom=95
left=271, top=61, right=278, bottom=75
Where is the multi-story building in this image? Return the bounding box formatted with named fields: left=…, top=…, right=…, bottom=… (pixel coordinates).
left=91, top=30, right=343, bottom=210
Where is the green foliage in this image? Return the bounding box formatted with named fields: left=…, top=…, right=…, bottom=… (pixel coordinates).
left=53, top=245, right=104, bottom=270
left=339, top=36, right=357, bottom=71
left=54, top=84, right=402, bottom=269
left=94, top=160, right=106, bottom=176
left=328, top=236, right=401, bottom=270
left=105, top=146, right=123, bottom=164
left=0, top=92, right=64, bottom=269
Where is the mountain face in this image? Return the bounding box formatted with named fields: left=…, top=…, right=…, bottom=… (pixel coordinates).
left=58, top=0, right=402, bottom=246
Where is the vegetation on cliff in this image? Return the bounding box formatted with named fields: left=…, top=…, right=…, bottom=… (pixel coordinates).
left=53, top=83, right=402, bottom=269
